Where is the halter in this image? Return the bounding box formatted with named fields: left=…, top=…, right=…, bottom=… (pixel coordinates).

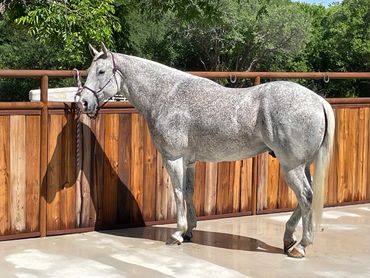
left=74, top=52, right=123, bottom=119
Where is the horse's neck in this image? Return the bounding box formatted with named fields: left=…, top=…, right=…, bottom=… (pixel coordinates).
left=117, top=54, right=190, bottom=118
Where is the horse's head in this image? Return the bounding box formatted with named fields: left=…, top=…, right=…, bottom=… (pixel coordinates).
left=78, top=43, right=122, bottom=115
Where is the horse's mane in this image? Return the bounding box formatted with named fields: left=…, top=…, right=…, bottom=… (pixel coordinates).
left=120, top=54, right=198, bottom=80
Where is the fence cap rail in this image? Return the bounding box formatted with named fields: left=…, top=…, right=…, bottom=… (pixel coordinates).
left=0, top=69, right=88, bottom=78
left=190, top=71, right=370, bottom=79
left=1, top=69, right=370, bottom=79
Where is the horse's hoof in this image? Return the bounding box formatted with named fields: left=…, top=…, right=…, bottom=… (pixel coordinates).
left=283, top=239, right=297, bottom=254
left=166, top=232, right=184, bottom=245
left=183, top=232, right=193, bottom=242
left=286, top=247, right=305, bottom=259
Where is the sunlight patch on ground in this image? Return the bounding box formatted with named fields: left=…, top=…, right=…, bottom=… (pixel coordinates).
left=5, top=249, right=123, bottom=278
left=322, top=211, right=360, bottom=219
left=111, top=248, right=249, bottom=278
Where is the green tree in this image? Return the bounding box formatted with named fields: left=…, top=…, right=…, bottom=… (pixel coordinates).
left=15, top=0, right=121, bottom=68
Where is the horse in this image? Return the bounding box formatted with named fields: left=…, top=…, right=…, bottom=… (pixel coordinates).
left=77, top=43, right=335, bottom=258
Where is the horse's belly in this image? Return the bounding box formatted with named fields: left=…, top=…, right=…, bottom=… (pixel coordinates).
left=193, top=140, right=267, bottom=162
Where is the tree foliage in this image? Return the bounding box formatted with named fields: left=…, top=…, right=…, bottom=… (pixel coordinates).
left=15, top=0, right=121, bottom=67
left=0, top=0, right=369, bottom=99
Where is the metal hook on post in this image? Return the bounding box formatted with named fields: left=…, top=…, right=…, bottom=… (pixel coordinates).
left=323, top=73, right=330, bottom=84
left=229, top=73, right=237, bottom=84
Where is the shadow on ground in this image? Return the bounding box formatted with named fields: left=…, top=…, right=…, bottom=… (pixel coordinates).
left=102, top=226, right=283, bottom=254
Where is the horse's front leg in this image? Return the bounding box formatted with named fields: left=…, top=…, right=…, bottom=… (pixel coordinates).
left=163, top=157, right=187, bottom=244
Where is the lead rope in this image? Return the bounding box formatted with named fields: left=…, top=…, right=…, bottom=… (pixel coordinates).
left=73, top=69, right=83, bottom=227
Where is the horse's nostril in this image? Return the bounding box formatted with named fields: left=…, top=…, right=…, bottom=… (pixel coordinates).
left=83, top=100, right=88, bottom=107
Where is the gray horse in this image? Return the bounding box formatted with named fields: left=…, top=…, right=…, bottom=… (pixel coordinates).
left=78, top=44, right=335, bottom=258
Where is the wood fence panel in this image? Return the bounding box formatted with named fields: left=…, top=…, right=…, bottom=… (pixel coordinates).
left=1, top=103, right=369, bottom=240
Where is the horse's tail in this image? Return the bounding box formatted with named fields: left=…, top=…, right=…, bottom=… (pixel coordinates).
left=312, top=100, right=335, bottom=234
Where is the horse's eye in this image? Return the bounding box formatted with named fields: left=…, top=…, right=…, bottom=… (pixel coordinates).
left=98, top=69, right=105, bottom=75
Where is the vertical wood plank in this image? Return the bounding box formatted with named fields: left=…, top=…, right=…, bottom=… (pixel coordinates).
left=326, top=109, right=338, bottom=205
left=347, top=109, right=358, bottom=201
left=278, top=167, right=290, bottom=209
left=367, top=108, right=370, bottom=200
left=337, top=109, right=346, bottom=203
left=232, top=161, right=241, bottom=213
left=118, top=114, right=132, bottom=224
left=363, top=108, right=370, bottom=200
left=130, top=114, right=144, bottom=223
left=227, top=162, right=235, bottom=213
left=267, top=156, right=279, bottom=210
left=93, top=114, right=105, bottom=227
left=166, top=164, right=176, bottom=220
left=240, top=159, right=253, bottom=212
left=65, top=114, right=77, bottom=229
left=47, top=115, right=62, bottom=232
left=204, top=162, right=217, bottom=216
left=216, top=162, right=229, bottom=214
left=357, top=108, right=367, bottom=201
left=10, top=115, right=26, bottom=233
left=26, top=116, right=40, bottom=232
left=257, top=154, right=268, bottom=211
left=102, top=114, right=119, bottom=225
left=156, top=153, right=166, bottom=220
left=60, top=115, right=68, bottom=230
left=142, top=122, right=157, bottom=222
left=194, top=162, right=206, bottom=216
left=0, top=116, right=10, bottom=235
left=80, top=114, right=92, bottom=227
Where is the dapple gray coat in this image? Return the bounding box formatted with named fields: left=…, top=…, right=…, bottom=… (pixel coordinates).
left=78, top=44, right=335, bottom=258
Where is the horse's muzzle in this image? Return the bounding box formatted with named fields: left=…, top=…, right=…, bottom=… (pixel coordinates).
left=79, top=97, right=97, bottom=114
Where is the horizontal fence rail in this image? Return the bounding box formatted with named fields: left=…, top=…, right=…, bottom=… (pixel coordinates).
left=0, top=70, right=369, bottom=241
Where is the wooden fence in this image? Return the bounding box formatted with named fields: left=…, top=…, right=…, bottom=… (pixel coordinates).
left=0, top=70, right=369, bottom=241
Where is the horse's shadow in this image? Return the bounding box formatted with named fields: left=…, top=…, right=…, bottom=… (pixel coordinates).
left=45, top=115, right=144, bottom=230
left=102, top=226, right=284, bottom=254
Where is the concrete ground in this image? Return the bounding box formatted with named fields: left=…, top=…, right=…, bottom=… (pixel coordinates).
left=1, top=204, right=369, bottom=278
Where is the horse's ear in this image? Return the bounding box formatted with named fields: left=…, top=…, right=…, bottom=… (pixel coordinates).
left=101, top=42, right=109, bottom=57
left=89, top=44, right=99, bottom=57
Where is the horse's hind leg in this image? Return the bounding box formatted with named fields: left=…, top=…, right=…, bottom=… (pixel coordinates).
left=183, top=161, right=197, bottom=241
left=283, top=164, right=313, bottom=258
left=283, top=206, right=301, bottom=253
left=163, top=157, right=188, bottom=244
left=284, top=165, right=312, bottom=252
